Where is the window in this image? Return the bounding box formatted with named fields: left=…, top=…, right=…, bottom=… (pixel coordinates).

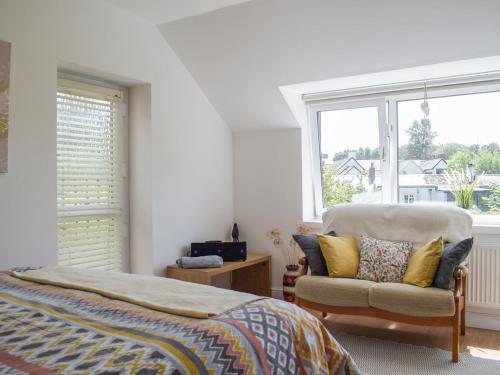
left=309, top=79, right=500, bottom=218
left=404, top=194, right=415, bottom=204
left=57, top=78, right=128, bottom=271
left=310, top=99, right=389, bottom=215
left=396, top=89, right=500, bottom=216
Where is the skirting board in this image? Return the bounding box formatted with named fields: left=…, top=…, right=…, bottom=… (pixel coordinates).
left=271, top=287, right=500, bottom=331
left=466, top=304, right=500, bottom=331
left=466, top=311, right=500, bottom=331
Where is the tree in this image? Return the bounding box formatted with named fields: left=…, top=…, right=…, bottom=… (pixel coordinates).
left=434, top=143, right=468, bottom=159
left=398, top=144, right=409, bottom=159
left=333, top=147, right=380, bottom=161
left=481, top=143, right=500, bottom=153
left=483, top=183, right=500, bottom=214
left=469, top=144, right=480, bottom=154
left=406, top=120, right=436, bottom=159
left=474, top=151, right=500, bottom=174
left=322, top=166, right=365, bottom=206
left=448, top=151, right=472, bottom=171
left=333, top=150, right=350, bottom=161
left=357, top=147, right=365, bottom=159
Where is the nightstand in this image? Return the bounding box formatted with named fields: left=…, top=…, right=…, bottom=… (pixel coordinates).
left=166, top=253, right=271, bottom=297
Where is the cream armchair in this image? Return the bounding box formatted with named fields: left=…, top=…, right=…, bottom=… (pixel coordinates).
left=295, top=204, right=472, bottom=362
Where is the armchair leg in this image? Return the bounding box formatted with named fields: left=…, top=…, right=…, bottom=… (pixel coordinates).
left=460, top=305, right=466, bottom=336
left=461, top=274, right=467, bottom=336
left=452, top=315, right=460, bottom=362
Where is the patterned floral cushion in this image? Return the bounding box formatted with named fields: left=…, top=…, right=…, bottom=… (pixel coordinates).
left=356, top=236, right=412, bottom=283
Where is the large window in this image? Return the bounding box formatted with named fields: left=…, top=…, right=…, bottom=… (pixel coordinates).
left=57, top=78, right=128, bottom=271
left=309, top=80, right=500, bottom=219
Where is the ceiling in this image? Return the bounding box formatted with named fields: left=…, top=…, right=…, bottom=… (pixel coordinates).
left=160, top=0, right=500, bottom=131
left=105, top=0, right=251, bottom=24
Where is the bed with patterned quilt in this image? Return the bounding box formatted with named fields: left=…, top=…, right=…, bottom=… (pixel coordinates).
left=0, top=267, right=360, bottom=375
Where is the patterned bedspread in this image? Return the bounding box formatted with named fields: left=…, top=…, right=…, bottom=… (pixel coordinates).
left=0, top=273, right=360, bottom=375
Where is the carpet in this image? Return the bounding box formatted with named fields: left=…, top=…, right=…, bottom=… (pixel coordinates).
left=334, top=332, right=500, bottom=375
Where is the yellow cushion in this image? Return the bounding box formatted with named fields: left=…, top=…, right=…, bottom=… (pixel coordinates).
left=403, top=237, right=443, bottom=287
left=317, top=234, right=359, bottom=278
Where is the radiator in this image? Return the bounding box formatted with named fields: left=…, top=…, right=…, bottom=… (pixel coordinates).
left=467, top=242, right=500, bottom=306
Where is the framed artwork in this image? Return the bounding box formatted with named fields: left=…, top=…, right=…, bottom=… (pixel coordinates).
left=0, top=39, right=11, bottom=173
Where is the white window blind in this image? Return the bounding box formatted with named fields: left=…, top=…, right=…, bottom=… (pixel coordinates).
left=57, top=78, right=127, bottom=271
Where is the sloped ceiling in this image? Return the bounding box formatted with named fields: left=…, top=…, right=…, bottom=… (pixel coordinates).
left=160, top=0, right=500, bottom=131
left=104, top=0, right=251, bottom=24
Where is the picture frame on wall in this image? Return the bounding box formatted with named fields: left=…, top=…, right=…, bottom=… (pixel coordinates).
left=0, top=39, right=11, bottom=173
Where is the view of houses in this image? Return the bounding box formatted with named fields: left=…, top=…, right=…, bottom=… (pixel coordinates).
left=322, top=153, right=500, bottom=213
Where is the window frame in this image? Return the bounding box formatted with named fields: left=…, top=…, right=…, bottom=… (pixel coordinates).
left=308, top=79, right=500, bottom=219
left=309, top=98, right=389, bottom=216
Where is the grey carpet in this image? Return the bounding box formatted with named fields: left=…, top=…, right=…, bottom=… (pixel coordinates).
left=334, top=332, right=500, bottom=375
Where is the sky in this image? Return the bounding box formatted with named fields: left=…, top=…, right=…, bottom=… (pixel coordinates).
left=320, top=90, right=500, bottom=160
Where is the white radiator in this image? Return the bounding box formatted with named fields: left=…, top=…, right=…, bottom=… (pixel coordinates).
left=468, top=243, right=500, bottom=306
left=466, top=233, right=500, bottom=331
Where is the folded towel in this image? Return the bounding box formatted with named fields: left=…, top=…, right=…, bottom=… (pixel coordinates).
left=176, top=255, right=223, bottom=269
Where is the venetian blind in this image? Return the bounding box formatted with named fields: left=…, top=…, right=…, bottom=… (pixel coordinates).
left=57, top=78, right=126, bottom=271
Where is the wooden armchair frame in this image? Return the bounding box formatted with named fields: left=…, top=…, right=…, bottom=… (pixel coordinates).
left=296, top=257, right=467, bottom=362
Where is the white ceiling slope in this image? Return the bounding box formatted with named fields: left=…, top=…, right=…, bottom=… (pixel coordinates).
left=160, top=0, right=500, bottom=131
left=105, top=0, right=251, bottom=24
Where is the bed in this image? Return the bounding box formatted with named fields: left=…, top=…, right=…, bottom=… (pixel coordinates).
left=0, top=267, right=360, bottom=375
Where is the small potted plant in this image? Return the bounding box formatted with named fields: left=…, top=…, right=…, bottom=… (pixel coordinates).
left=267, top=224, right=312, bottom=302
left=444, top=167, right=481, bottom=210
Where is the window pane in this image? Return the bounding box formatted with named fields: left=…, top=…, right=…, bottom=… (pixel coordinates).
left=319, top=106, right=382, bottom=207
left=397, top=90, right=500, bottom=215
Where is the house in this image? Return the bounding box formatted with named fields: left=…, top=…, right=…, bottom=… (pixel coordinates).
left=332, top=157, right=366, bottom=175
left=334, top=158, right=443, bottom=176
left=1, top=1, right=500, bottom=372
left=419, top=158, right=448, bottom=174
left=399, top=160, right=423, bottom=174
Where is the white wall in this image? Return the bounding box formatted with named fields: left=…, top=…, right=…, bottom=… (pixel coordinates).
left=163, top=0, right=500, bottom=290
left=233, top=129, right=302, bottom=290
left=129, top=85, right=153, bottom=274
left=0, top=0, right=233, bottom=273
left=161, top=0, right=500, bottom=130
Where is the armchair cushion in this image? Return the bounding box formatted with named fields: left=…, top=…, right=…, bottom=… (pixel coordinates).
left=433, top=238, right=473, bottom=290
left=296, top=276, right=375, bottom=307
left=318, top=235, right=359, bottom=278
left=404, top=237, right=443, bottom=287
left=293, top=231, right=336, bottom=276
left=369, top=282, right=455, bottom=316
left=356, top=236, right=412, bottom=283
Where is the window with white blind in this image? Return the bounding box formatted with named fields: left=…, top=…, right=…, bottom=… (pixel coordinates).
left=57, top=78, right=128, bottom=271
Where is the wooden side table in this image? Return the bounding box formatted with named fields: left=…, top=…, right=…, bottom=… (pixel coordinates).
left=166, top=253, right=271, bottom=297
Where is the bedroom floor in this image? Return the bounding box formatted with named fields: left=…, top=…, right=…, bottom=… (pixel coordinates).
left=318, top=313, right=500, bottom=360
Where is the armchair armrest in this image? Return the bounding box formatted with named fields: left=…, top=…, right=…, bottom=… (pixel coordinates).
left=453, top=267, right=466, bottom=298
left=298, top=257, right=308, bottom=277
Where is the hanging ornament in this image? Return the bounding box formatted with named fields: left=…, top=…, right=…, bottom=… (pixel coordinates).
left=420, top=82, right=430, bottom=118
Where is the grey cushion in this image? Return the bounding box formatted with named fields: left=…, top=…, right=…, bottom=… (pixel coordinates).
left=293, top=231, right=335, bottom=276
left=433, top=238, right=473, bottom=289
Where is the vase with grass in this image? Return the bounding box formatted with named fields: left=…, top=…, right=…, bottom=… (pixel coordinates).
left=267, top=224, right=312, bottom=302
